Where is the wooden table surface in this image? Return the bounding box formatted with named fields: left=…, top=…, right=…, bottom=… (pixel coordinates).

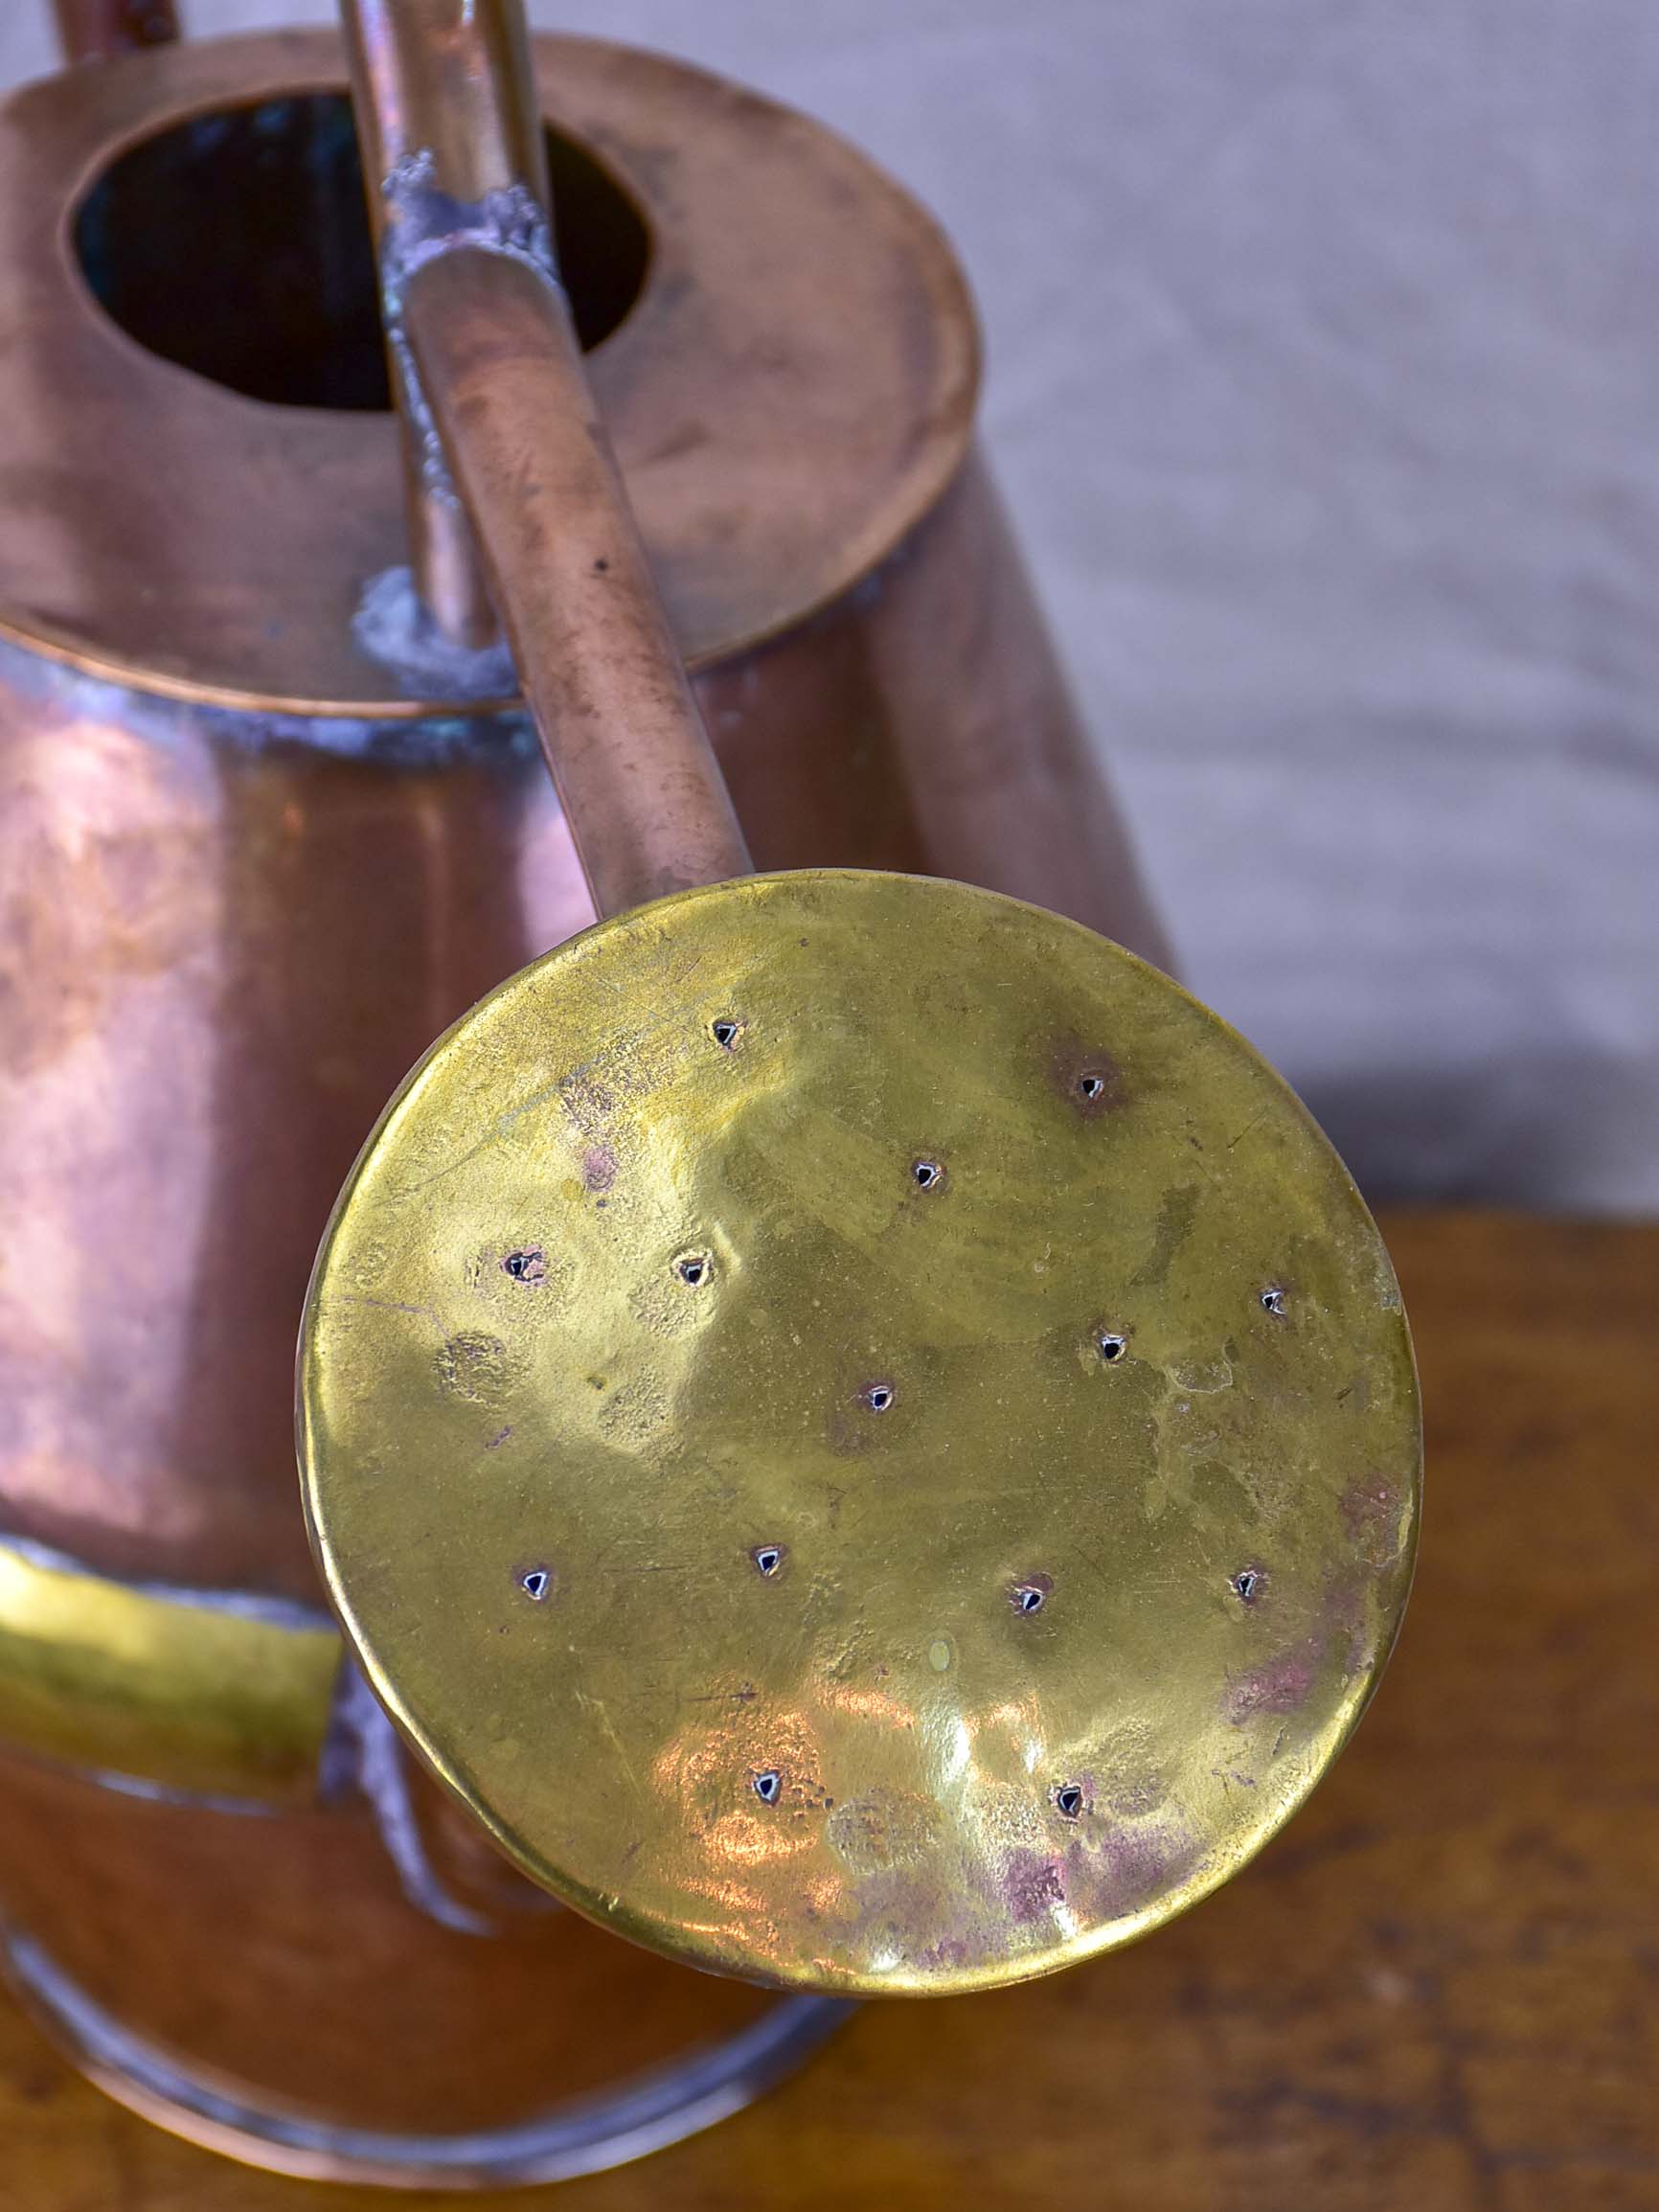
left=4, top=1211, right=1655, bottom=2211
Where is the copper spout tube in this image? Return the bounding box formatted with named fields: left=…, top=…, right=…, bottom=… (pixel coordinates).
left=341, top=0, right=551, bottom=653
left=344, top=0, right=751, bottom=911
left=403, top=253, right=753, bottom=914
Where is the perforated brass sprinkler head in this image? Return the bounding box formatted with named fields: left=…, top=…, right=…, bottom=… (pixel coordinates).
left=299, top=869, right=1420, bottom=1996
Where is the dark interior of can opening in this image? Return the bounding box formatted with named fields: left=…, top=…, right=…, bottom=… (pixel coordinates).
left=74, top=92, right=651, bottom=411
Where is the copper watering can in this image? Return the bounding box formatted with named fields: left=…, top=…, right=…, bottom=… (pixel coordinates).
left=0, top=0, right=1420, bottom=2187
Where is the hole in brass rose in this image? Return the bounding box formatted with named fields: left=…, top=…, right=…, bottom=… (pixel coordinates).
left=711, top=1017, right=744, bottom=1051
left=1096, top=1331, right=1127, bottom=1362
left=1261, top=1287, right=1288, bottom=1317
left=861, top=1382, right=895, bottom=1414
left=752, top=1769, right=783, bottom=1806
left=520, top=1568, right=551, bottom=1602
left=1231, top=1568, right=1263, bottom=1605
left=675, top=1252, right=711, bottom=1288
left=1011, top=1573, right=1053, bottom=1616
left=911, top=1159, right=944, bottom=1191
left=1055, top=1785, right=1085, bottom=1820
left=502, top=1246, right=546, bottom=1284
left=752, top=1545, right=784, bottom=1578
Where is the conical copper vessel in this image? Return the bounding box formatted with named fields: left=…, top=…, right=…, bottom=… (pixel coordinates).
left=0, top=17, right=1174, bottom=2185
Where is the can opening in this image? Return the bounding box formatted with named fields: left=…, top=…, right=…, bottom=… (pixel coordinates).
left=72, top=92, right=650, bottom=413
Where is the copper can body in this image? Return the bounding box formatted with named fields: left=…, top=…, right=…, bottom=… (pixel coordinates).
left=0, top=27, right=1165, bottom=2183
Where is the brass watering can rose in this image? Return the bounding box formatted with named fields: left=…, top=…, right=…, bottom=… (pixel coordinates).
left=301, top=0, right=1420, bottom=2004
left=300, top=870, right=1419, bottom=1995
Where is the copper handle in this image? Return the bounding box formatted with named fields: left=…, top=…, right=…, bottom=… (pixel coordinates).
left=343, top=0, right=750, bottom=932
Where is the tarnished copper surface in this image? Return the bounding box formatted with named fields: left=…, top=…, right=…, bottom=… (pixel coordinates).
left=0, top=29, right=977, bottom=713
left=0, top=644, right=591, bottom=1601
left=301, top=871, right=1420, bottom=1997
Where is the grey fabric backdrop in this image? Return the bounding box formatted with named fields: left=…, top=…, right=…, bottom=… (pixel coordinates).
left=4, top=3, right=1655, bottom=1216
